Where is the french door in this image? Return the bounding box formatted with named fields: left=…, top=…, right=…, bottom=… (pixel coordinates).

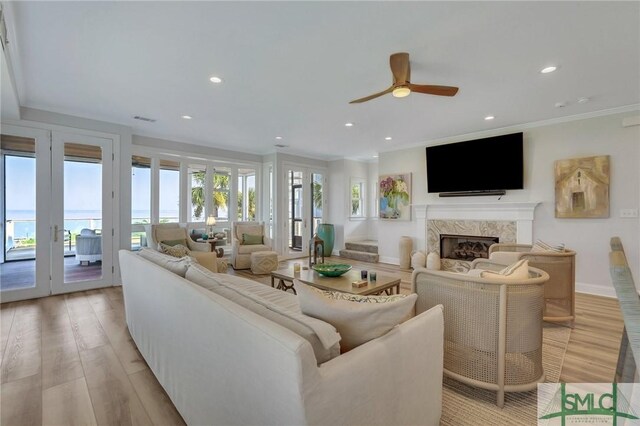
left=51, top=132, right=114, bottom=294
left=0, top=126, right=114, bottom=303
left=0, top=125, right=51, bottom=302
left=284, top=166, right=325, bottom=258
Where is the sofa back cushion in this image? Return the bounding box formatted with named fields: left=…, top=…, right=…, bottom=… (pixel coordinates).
left=234, top=223, right=263, bottom=241
left=295, top=280, right=417, bottom=352
left=185, top=264, right=341, bottom=364
left=138, top=247, right=193, bottom=277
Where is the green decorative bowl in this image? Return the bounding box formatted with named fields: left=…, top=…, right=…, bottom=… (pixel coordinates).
left=312, top=263, right=352, bottom=277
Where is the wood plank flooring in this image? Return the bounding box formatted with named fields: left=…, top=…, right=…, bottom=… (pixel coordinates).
left=0, top=256, right=625, bottom=425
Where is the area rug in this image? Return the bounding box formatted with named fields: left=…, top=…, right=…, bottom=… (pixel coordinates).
left=236, top=269, right=571, bottom=425
left=440, top=324, right=571, bottom=426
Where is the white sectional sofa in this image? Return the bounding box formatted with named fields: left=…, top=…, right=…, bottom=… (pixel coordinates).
left=119, top=249, right=444, bottom=425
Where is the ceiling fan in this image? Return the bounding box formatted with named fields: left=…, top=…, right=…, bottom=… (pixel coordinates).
left=349, top=52, right=459, bottom=104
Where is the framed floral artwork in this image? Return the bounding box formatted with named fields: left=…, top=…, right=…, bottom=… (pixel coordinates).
left=379, top=173, right=412, bottom=220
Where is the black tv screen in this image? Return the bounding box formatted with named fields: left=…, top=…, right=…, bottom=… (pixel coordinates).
left=426, top=132, right=523, bottom=194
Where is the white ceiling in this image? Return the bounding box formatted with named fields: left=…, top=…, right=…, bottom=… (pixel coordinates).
left=7, top=1, right=640, bottom=160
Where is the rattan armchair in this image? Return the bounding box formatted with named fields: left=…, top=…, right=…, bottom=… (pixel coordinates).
left=488, top=243, right=576, bottom=324
left=412, top=260, right=549, bottom=407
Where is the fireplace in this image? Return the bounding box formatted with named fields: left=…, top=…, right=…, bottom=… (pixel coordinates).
left=439, top=234, right=499, bottom=261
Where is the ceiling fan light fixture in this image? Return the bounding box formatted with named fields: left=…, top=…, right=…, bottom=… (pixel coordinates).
left=392, top=86, right=411, bottom=98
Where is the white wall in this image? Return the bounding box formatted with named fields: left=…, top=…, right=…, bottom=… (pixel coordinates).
left=377, top=111, right=640, bottom=296
left=327, top=159, right=373, bottom=254
left=367, top=161, right=379, bottom=240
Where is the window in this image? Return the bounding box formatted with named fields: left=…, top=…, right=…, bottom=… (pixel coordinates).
left=188, top=165, right=206, bottom=222
left=159, top=160, right=180, bottom=223
left=350, top=179, right=365, bottom=218
left=312, top=173, right=323, bottom=232
left=237, top=169, right=256, bottom=221
left=212, top=169, right=230, bottom=220
left=131, top=156, right=151, bottom=249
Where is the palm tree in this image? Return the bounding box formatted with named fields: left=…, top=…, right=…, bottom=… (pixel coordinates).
left=190, top=171, right=229, bottom=219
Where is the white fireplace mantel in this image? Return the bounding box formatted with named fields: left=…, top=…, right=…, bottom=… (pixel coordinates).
left=420, top=201, right=541, bottom=245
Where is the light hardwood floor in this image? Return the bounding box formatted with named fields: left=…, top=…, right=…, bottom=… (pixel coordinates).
left=0, top=257, right=624, bottom=425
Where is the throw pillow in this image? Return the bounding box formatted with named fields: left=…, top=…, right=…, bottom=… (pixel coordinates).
left=160, top=238, right=188, bottom=247
left=242, top=233, right=263, bottom=245
left=138, top=247, right=194, bottom=277
left=159, top=243, right=191, bottom=258
left=295, top=280, right=417, bottom=352
left=531, top=239, right=565, bottom=253
left=480, top=259, right=529, bottom=282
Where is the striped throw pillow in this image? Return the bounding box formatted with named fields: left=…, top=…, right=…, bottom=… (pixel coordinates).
left=531, top=239, right=565, bottom=253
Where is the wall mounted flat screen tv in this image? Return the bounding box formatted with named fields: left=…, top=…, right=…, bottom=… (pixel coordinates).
left=426, top=132, right=523, bottom=195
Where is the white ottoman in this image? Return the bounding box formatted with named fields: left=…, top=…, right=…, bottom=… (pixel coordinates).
left=251, top=251, right=279, bottom=274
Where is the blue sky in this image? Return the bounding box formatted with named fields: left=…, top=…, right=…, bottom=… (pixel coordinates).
left=6, top=157, right=180, bottom=216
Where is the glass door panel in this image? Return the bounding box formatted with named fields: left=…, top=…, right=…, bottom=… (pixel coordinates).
left=131, top=156, right=151, bottom=249
left=0, top=126, right=51, bottom=302
left=159, top=160, right=180, bottom=223
left=311, top=173, right=324, bottom=234
left=288, top=170, right=304, bottom=253
left=51, top=133, right=113, bottom=293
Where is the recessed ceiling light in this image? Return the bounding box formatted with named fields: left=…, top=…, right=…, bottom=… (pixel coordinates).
left=540, top=66, right=557, bottom=74
left=274, top=144, right=289, bottom=148
left=181, top=115, right=193, bottom=120
left=385, top=136, right=392, bottom=141
left=209, top=76, right=223, bottom=83
left=345, top=122, right=354, bottom=127
left=484, top=116, right=495, bottom=121
left=373, top=155, right=379, bottom=158
left=275, top=136, right=283, bottom=140
left=577, top=97, right=590, bottom=104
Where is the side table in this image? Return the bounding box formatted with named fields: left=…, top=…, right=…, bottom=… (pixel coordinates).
left=197, top=238, right=224, bottom=258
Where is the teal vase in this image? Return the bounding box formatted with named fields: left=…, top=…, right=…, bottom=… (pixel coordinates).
left=316, top=223, right=335, bottom=257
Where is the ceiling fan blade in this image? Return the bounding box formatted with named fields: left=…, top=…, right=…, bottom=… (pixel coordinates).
left=408, top=83, right=459, bottom=97
left=390, top=52, right=410, bottom=84
left=349, top=86, right=394, bottom=104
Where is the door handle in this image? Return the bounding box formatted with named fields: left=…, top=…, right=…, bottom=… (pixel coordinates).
left=54, top=225, right=59, bottom=242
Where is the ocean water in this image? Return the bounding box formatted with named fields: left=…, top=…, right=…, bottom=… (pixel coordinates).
left=5, top=210, right=178, bottom=238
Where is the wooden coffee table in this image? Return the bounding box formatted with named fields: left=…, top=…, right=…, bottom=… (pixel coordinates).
left=270, top=265, right=401, bottom=296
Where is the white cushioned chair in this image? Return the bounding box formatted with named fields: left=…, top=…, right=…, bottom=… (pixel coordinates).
left=144, top=223, right=226, bottom=273
left=75, top=228, right=102, bottom=265
left=231, top=221, right=272, bottom=269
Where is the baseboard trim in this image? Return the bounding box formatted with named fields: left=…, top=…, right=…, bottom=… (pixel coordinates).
left=379, top=256, right=399, bottom=265
left=576, top=282, right=617, bottom=299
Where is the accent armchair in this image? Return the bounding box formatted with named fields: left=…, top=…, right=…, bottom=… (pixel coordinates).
left=76, top=228, right=102, bottom=265
left=488, top=243, right=576, bottom=324
left=412, top=259, right=549, bottom=408
left=231, top=221, right=272, bottom=269
left=144, top=223, right=227, bottom=273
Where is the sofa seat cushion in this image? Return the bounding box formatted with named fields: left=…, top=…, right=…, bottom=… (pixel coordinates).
left=185, top=264, right=340, bottom=364
left=138, top=248, right=194, bottom=277
left=238, top=244, right=271, bottom=254
left=295, top=280, right=417, bottom=352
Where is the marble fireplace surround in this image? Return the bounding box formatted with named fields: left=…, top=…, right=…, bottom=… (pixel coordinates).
left=424, top=202, right=540, bottom=271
